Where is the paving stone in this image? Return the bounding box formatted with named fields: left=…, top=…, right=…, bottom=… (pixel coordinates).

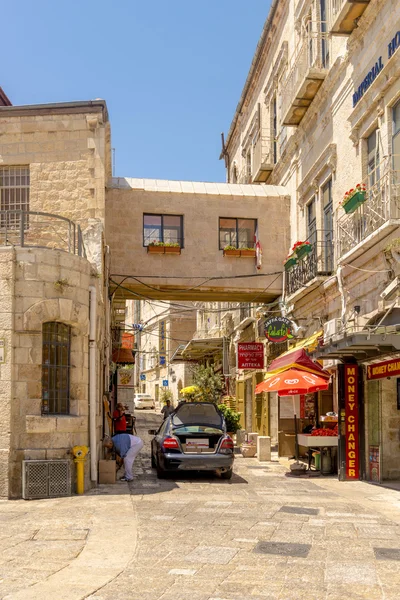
left=254, top=541, right=312, bottom=558
left=324, top=562, right=378, bottom=584
left=374, top=547, right=400, bottom=561
left=279, top=505, right=319, bottom=515
left=185, top=546, right=238, bottom=565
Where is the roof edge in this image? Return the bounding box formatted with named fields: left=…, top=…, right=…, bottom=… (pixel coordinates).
left=0, top=99, right=109, bottom=121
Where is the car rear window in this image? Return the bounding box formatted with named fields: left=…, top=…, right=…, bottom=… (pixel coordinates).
left=172, top=403, right=222, bottom=427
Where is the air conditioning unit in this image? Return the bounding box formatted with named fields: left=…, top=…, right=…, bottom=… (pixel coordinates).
left=22, top=460, right=71, bottom=500
left=323, top=318, right=343, bottom=345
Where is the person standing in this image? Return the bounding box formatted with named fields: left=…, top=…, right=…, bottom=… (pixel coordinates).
left=103, top=433, right=144, bottom=482
left=112, top=403, right=127, bottom=434
left=161, top=400, right=174, bottom=420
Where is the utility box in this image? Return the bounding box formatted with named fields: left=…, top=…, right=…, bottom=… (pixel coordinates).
left=98, top=460, right=116, bottom=484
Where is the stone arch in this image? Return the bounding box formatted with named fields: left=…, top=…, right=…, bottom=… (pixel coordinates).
left=23, top=298, right=89, bottom=332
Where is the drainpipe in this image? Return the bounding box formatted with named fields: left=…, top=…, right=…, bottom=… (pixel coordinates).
left=89, top=285, right=97, bottom=483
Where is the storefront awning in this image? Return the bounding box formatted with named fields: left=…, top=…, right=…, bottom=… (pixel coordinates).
left=181, top=337, right=223, bottom=360
left=267, top=347, right=329, bottom=379
left=112, top=347, right=135, bottom=364
left=280, top=330, right=323, bottom=356
left=315, top=332, right=400, bottom=361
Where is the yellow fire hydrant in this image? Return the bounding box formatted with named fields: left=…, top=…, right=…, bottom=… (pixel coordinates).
left=71, top=445, right=89, bottom=495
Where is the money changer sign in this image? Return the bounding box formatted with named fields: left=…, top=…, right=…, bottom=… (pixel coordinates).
left=344, top=365, right=359, bottom=480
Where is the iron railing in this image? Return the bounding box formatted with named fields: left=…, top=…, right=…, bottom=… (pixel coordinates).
left=337, top=158, right=400, bottom=258
left=281, top=23, right=330, bottom=122
left=0, top=210, right=86, bottom=257
left=285, top=230, right=334, bottom=296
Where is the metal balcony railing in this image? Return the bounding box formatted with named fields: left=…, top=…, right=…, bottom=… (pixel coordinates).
left=337, top=158, right=400, bottom=258
left=285, top=230, right=334, bottom=296
left=0, top=210, right=86, bottom=257
left=281, top=23, right=330, bottom=125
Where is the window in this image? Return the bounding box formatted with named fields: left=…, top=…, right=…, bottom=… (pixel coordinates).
left=307, top=197, right=317, bottom=244
left=393, top=101, right=400, bottom=173
left=367, top=129, right=380, bottom=188
left=42, top=322, right=71, bottom=415
left=219, top=218, right=256, bottom=250
left=143, top=214, right=183, bottom=247
left=0, top=166, right=30, bottom=228
left=272, top=96, right=277, bottom=164
left=322, top=179, right=333, bottom=271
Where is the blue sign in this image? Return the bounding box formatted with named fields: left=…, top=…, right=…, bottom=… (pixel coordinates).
left=140, top=374, right=146, bottom=381
left=162, top=380, right=169, bottom=387
left=159, top=356, right=166, bottom=366
left=132, top=323, right=144, bottom=331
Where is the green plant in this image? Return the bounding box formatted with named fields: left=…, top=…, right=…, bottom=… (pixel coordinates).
left=384, top=238, right=400, bottom=253
left=148, top=241, right=180, bottom=248
left=218, top=404, right=242, bottom=433
left=148, top=240, right=166, bottom=247
left=241, top=246, right=255, bottom=251
left=53, top=278, right=70, bottom=293
left=191, top=365, right=224, bottom=403
left=160, top=388, right=173, bottom=404
left=224, top=245, right=237, bottom=251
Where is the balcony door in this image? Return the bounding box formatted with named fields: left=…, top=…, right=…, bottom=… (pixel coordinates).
left=307, top=197, right=317, bottom=244
left=393, top=101, right=400, bottom=176
left=322, top=179, right=333, bottom=271
left=368, top=129, right=380, bottom=189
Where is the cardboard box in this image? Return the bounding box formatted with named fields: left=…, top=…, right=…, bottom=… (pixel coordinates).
left=98, top=459, right=116, bottom=484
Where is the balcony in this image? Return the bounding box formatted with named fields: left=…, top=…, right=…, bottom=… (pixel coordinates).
left=328, top=0, right=370, bottom=35
left=337, top=160, right=400, bottom=261
left=239, top=135, right=273, bottom=184
left=285, top=231, right=334, bottom=297
left=281, top=24, right=330, bottom=126
left=252, top=134, right=273, bottom=183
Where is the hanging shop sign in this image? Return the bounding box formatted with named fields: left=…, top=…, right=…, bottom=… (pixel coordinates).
left=117, top=368, right=134, bottom=388
left=366, top=358, right=400, bottom=380
left=238, top=343, right=264, bottom=370
left=159, top=320, right=167, bottom=366
left=344, top=365, right=359, bottom=480
left=264, top=317, right=294, bottom=343
left=121, top=333, right=134, bottom=349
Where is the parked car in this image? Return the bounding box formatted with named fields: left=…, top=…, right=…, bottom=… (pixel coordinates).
left=134, top=393, right=155, bottom=410
left=149, top=402, right=234, bottom=479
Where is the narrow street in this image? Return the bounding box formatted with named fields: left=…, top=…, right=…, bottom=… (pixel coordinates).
left=1, top=411, right=400, bottom=600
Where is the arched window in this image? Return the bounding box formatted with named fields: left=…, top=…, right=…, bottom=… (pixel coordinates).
left=42, top=322, right=71, bottom=415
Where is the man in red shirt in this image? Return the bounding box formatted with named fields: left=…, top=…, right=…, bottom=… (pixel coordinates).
left=113, top=403, right=127, bottom=434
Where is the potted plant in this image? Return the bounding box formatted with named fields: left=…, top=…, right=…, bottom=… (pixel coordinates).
left=240, top=439, right=257, bottom=458
left=240, top=247, right=256, bottom=257
left=223, top=245, right=241, bottom=257
left=218, top=404, right=242, bottom=437
left=292, top=241, right=312, bottom=259
left=284, top=254, right=297, bottom=270
left=147, top=241, right=166, bottom=254
left=164, top=242, right=181, bottom=254
left=341, top=183, right=367, bottom=214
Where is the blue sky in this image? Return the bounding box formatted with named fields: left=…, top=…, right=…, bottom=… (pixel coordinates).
left=3, top=1, right=270, bottom=182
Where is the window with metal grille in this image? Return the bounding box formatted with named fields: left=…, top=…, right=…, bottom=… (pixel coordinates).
left=42, top=322, right=71, bottom=415
left=143, top=214, right=184, bottom=247
left=0, top=166, right=30, bottom=228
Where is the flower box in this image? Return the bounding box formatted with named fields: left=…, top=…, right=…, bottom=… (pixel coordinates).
left=240, top=249, right=256, bottom=257
left=164, top=246, right=181, bottom=254
left=295, top=243, right=312, bottom=259
left=147, top=245, right=165, bottom=254
left=342, top=190, right=366, bottom=214
left=284, top=256, right=297, bottom=270
left=224, top=249, right=241, bottom=257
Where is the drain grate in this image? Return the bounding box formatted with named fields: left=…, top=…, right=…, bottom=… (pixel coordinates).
left=374, top=547, right=400, bottom=561
left=254, top=541, right=311, bottom=557
left=279, top=505, right=319, bottom=516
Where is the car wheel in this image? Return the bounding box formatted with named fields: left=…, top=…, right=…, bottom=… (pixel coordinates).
left=220, top=468, right=233, bottom=480
left=156, top=460, right=166, bottom=479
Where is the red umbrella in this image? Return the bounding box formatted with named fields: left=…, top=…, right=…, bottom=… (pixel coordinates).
left=255, top=368, right=330, bottom=396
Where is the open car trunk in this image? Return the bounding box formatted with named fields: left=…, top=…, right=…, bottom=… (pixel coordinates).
left=171, top=403, right=225, bottom=454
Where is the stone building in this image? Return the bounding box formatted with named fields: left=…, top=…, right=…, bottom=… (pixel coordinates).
left=0, top=100, right=111, bottom=498
left=221, top=0, right=400, bottom=482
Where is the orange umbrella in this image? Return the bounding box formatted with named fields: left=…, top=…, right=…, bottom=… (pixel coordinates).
left=255, top=368, right=329, bottom=396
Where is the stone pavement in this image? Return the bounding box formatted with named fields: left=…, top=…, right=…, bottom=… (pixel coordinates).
left=1, top=411, right=400, bottom=599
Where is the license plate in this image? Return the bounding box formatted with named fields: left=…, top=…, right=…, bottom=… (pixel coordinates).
left=186, top=438, right=209, bottom=448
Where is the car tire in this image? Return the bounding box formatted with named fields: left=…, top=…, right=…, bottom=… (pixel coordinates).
left=220, top=468, right=233, bottom=480
left=156, top=461, right=166, bottom=479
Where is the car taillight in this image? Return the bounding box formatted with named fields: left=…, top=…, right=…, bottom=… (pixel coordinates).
left=162, top=437, right=180, bottom=450
left=220, top=437, right=234, bottom=452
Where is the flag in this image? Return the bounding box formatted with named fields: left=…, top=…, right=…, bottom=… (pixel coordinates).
left=255, top=226, right=262, bottom=270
